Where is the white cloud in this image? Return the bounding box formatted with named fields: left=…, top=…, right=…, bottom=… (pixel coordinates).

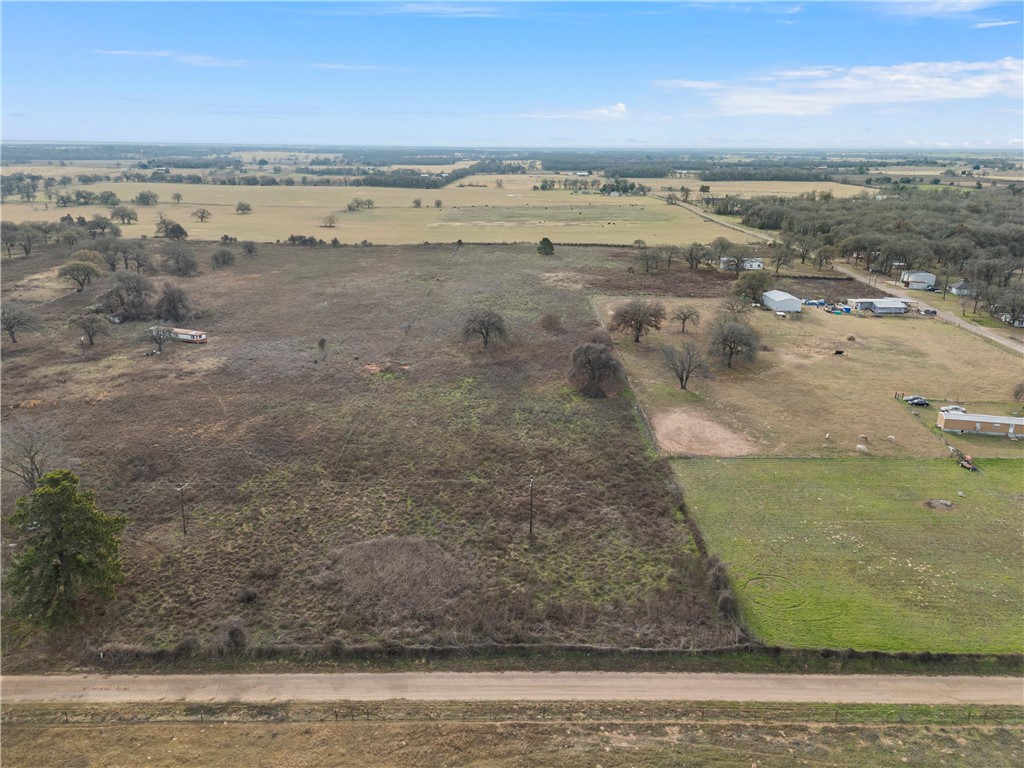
left=657, top=57, right=1023, bottom=116
left=883, top=1, right=999, bottom=17
left=511, top=102, right=630, bottom=122
left=95, top=50, right=247, bottom=68
left=972, top=19, right=1020, bottom=27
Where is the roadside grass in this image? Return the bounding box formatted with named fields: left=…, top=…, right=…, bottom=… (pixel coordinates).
left=672, top=457, right=1024, bottom=653
left=3, top=702, right=1021, bottom=768
left=0, top=242, right=744, bottom=669
left=597, top=294, right=1024, bottom=459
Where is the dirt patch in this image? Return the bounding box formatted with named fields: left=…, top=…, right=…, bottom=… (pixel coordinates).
left=925, top=499, right=955, bottom=510
left=650, top=409, right=757, bottom=456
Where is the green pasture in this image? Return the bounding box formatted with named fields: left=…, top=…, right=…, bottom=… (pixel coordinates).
left=673, top=457, right=1024, bottom=653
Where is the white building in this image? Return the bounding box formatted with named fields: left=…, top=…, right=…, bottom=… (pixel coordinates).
left=849, top=298, right=909, bottom=315
left=762, top=290, right=802, bottom=313
left=949, top=280, right=973, bottom=296
left=718, top=256, right=764, bottom=271
left=900, top=270, right=936, bottom=290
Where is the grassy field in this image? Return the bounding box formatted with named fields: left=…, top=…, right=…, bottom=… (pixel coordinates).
left=4, top=701, right=1021, bottom=768
left=638, top=178, right=870, bottom=199
left=595, top=294, right=1024, bottom=459
left=672, top=457, right=1024, bottom=653
left=0, top=241, right=745, bottom=669
left=2, top=173, right=750, bottom=246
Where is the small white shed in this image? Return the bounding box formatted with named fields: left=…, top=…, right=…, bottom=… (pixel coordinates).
left=762, top=290, right=802, bottom=313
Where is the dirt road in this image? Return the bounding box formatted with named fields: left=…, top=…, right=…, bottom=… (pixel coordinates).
left=3, top=672, right=1021, bottom=705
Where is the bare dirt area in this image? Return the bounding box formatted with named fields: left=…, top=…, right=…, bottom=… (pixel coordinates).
left=0, top=242, right=744, bottom=671
left=650, top=410, right=757, bottom=456
left=5, top=672, right=1022, bottom=704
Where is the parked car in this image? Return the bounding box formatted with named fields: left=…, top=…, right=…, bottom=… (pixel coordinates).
left=907, top=397, right=930, bottom=407
left=940, top=405, right=967, bottom=413
left=903, top=395, right=922, bottom=402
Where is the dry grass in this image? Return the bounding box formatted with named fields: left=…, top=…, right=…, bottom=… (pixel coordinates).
left=596, top=294, right=1024, bottom=459
left=1, top=241, right=743, bottom=667
left=4, top=174, right=746, bottom=246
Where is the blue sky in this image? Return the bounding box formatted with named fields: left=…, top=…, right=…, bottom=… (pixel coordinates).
left=2, top=1, right=1022, bottom=149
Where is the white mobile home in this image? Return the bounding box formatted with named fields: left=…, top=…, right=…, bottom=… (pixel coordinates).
left=850, top=298, right=908, bottom=315
left=937, top=411, right=1024, bottom=437
left=900, top=270, right=936, bottom=290
left=171, top=328, right=208, bottom=343
left=762, top=290, right=802, bottom=313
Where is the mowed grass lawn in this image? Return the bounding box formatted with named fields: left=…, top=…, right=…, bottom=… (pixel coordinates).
left=597, top=294, right=1024, bottom=459
left=673, top=457, right=1024, bottom=653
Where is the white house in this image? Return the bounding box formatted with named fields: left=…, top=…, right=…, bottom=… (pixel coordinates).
left=998, top=313, right=1024, bottom=328
left=937, top=411, right=1024, bottom=437
left=900, top=270, right=936, bottom=290
left=718, top=256, right=764, bottom=271
left=849, top=298, right=909, bottom=315
left=949, top=280, right=973, bottom=296
left=762, top=290, right=802, bottom=313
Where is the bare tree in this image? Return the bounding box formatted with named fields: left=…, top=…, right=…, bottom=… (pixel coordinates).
left=462, top=310, right=508, bottom=349
left=636, top=248, right=660, bottom=274
left=662, top=343, right=709, bottom=390
left=684, top=242, right=708, bottom=270
left=1, top=417, right=66, bottom=492
left=68, top=314, right=110, bottom=346
left=321, top=214, right=337, bottom=228
left=105, top=272, right=154, bottom=318
left=1014, top=381, right=1024, bottom=401
left=146, top=324, right=176, bottom=352
left=708, top=320, right=760, bottom=368
left=672, top=306, right=700, bottom=333
left=1, top=302, right=42, bottom=343
left=569, top=343, right=626, bottom=398
left=608, top=299, right=666, bottom=343
left=718, top=295, right=752, bottom=322
left=191, top=208, right=213, bottom=223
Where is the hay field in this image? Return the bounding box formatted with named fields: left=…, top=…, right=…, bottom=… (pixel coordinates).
left=2, top=175, right=742, bottom=246
left=673, top=457, right=1024, bottom=653
left=0, top=242, right=743, bottom=667
left=595, top=295, right=1024, bottom=459
left=636, top=178, right=869, bottom=199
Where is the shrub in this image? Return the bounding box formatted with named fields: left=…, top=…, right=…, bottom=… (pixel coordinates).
left=220, top=617, right=248, bottom=654
left=211, top=247, right=236, bottom=268
left=539, top=312, right=562, bottom=333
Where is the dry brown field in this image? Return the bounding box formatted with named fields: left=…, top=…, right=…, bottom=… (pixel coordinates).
left=1, top=241, right=746, bottom=668
left=637, top=178, right=870, bottom=199
left=2, top=174, right=744, bottom=246
left=4, top=701, right=1021, bottom=768
left=595, top=293, right=1024, bottom=460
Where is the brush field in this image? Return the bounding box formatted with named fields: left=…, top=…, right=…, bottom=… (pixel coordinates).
left=1, top=241, right=746, bottom=668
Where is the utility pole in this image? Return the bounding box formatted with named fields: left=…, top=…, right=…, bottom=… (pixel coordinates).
left=176, top=483, right=188, bottom=538
left=528, top=477, right=535, bottom=538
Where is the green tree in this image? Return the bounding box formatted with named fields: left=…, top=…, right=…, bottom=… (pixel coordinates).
left=235, top=201, right=252, bottom=214
left=135, top=190, right=159, bottom=205
left=57, top=261, right=101, bottom=290
left=7, top=469, right=127, bottom=627
left=608, top=299, right=666, bottom=343
left=154, top=283, right=195, bottom=323
left=537, top=237, right=555, bottom=256
left=110, top=205, right=139, bottom=225
left=171, top=193, right=183, bottom=204
left=732, top=271, right=774, bottom=303
left=1, top=221, right=19, bottom=256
